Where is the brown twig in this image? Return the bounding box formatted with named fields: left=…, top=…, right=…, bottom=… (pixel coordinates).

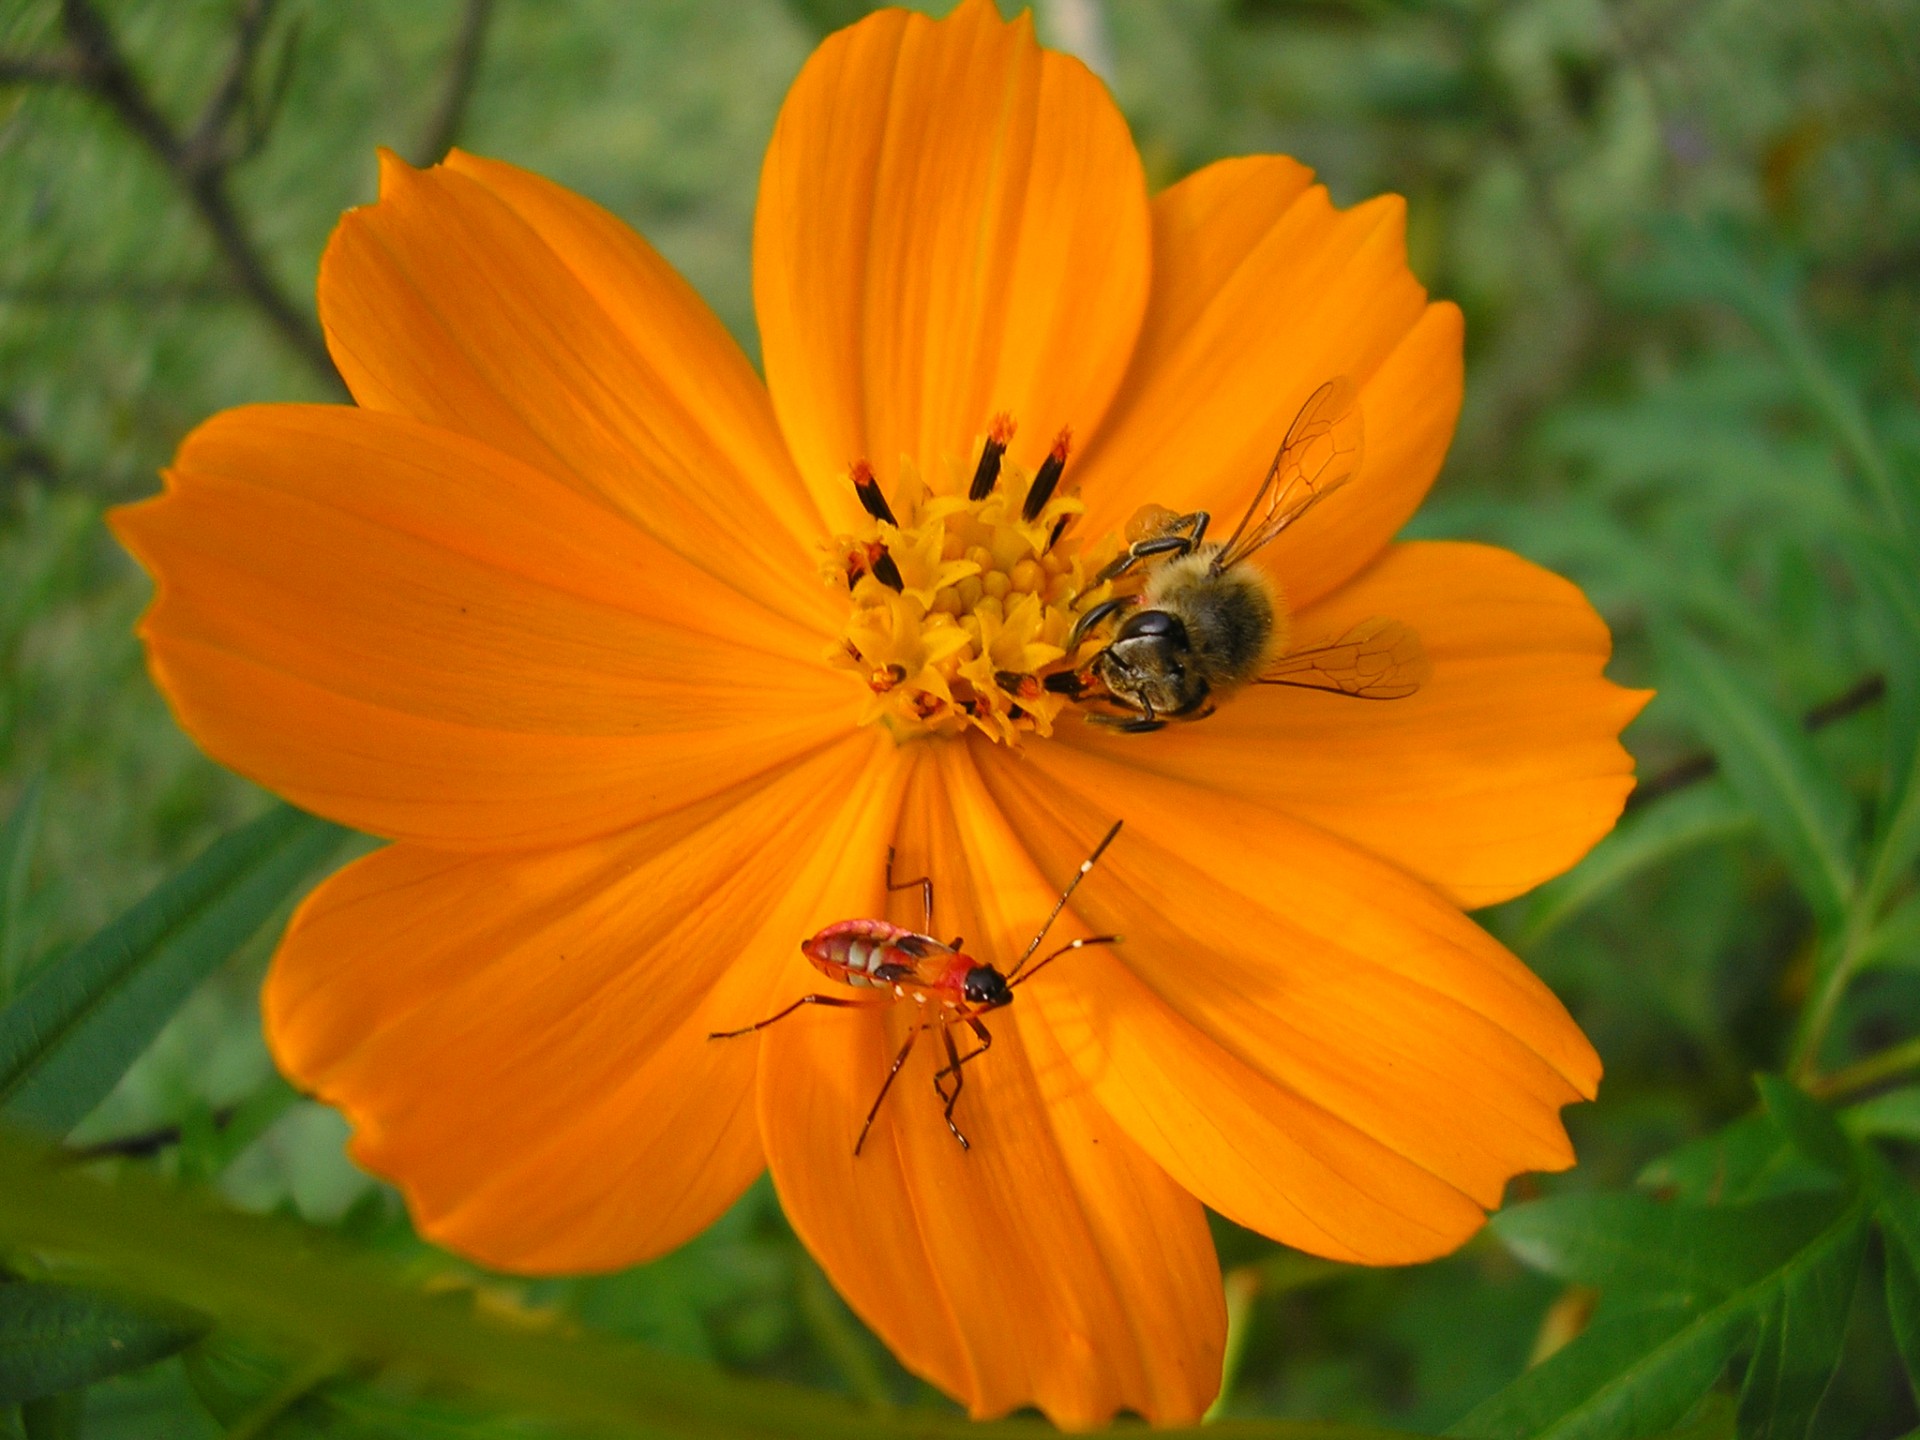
left=15, top=0, right=344, bottom=391
left=413, top=0, right=495, bottom=166
left=1626, top=671, right=1888, bottom=813
left=0, top=276, right=235, bottom=305
left=0, top=53, right=80, bottom=84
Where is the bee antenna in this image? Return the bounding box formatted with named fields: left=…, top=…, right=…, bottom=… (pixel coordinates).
left=1004, top=821, right=1122, bottom=983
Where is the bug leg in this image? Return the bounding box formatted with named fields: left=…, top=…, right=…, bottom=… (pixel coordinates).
left=934, top=1025, right=972, bottom=1151
left=932, top=1018, right=997, bottom=1151
left=708, top=993, right=887, bottom=1040
left=884, top=847, right=934, bottom=933
left=854, top=1027, right=922, bottom=1157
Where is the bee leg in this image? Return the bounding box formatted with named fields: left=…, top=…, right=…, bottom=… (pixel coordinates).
left=708, top=993, right=888, bottom=1040
left=1067, top=596, right=1135, bottom=649
left=1091, top=533, right=1195, bottom=588
left=855, top=1026, right=923, bottom=1157
left=884, top=846, right=935, bottom=932
left=1114, top=717, right=1167, bottom=734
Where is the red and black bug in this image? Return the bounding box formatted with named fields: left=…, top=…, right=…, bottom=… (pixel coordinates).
left=709, top=822, right=1123, bottom=1155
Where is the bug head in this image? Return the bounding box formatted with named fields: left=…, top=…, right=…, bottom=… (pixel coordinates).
left=962, top=964, right=1013, bottom=1009
left=1094, top=609, right=1212, bottom=720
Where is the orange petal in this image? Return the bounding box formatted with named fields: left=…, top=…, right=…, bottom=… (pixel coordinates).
left=1075, top=156, right=1461, bottom=610
left=978, top=735, right=1601, bottom=1266
left=758, top=745, right=1222, bottom=1426
left=265, top=732, right=898, bottom=1272
left=319, top=148, right=829, bottom=630
left=1060, top=541, right=1650, bottom=908
left=111, top=405, right=853, bottom=848
left=754, top=0, right=1150, bottom=527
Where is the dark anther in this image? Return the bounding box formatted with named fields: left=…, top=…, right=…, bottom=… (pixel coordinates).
left=1021, top=426, right=1073, bottom=522
left=871, top=548, right=905, bottom=592
left=1047, top=513, right=1073, bottom=551
left=1043, top=670, right=1088, bottom=696
left=970, top=413, right=1016, bottom=501
left=995, top=670, right=1040, bottom=700
left=850, top=460, right=896, bottom=525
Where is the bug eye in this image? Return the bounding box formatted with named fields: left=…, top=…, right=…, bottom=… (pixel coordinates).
left=1117, top=609, right=1186, bottom=643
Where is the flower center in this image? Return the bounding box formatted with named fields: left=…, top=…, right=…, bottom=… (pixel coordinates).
left=821, top=418, right=1122, bottom=743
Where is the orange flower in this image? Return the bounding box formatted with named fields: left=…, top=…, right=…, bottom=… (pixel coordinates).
left=111, top=1, right=1647, bottom=1427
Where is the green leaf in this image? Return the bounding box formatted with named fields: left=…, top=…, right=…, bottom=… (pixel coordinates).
left=1861, top=891, right=1920, bottom=972
left=1465, top=1201, right=1869, bottom=1440
left=1733, top=1214, right=1864, bottom=1440
left=1753, top=1077, right=1855, bottom=1179
left=1637, top=1115, right=1833, bottom=1205
left=1652, top=627, right=1858, bottom=932
left=0, top=1124, right=1405, bottom=1440
left=1851, top=535, right=1920, bottom=827
left=1448, top=1302, right=1747, bottom=1440
left=1492, top=1192, right=1848, bottom=1302
left=1886, top=1230, right=1920, bottom=1403
left=1521, top=784, right=1755, bottom=947
left=0, top=776, right=46, bottom=1002
left=0, top=805, right=347, bottom=1135
left=1842, top=1086, right=1920, bottom=1142
left=0, top=1282, right=208, bottom=1404
left=19, top=1391, right=83, bottom=1440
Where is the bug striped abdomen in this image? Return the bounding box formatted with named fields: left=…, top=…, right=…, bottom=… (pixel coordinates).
left=802, top=919, right=932, bottom=989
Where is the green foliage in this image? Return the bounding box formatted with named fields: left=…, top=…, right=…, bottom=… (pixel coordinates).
left=0, top=1283, right=207, bottom=1405
left=3, top=0, right=1919, bottom=1436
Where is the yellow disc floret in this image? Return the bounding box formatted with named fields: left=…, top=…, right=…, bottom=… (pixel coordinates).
left=823, top=423, right=1121, bottom=743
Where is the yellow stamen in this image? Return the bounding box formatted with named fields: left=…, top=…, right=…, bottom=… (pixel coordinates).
left=821, top=430, right=1121, bottom=743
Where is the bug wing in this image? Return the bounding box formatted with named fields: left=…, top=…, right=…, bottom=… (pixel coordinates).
left=1215, top=378, right=1365, bottom=572
left=880, top=932, right=962, bottom=989
left=1258, top=617, right=1430, bottom=699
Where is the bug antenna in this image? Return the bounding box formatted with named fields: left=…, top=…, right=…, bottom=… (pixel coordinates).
left=1011, top=934, right=1121, bottom=989
left=1004, top=820, right=1123, bottom=982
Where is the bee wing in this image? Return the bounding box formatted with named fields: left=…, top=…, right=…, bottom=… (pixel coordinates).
left=1215, top=378, right=1364, bottom=572
left=1258, top=617, right=1430, bottom=700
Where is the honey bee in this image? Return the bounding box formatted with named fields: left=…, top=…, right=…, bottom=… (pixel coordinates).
left=1046, top=379, right=1430, bottom=732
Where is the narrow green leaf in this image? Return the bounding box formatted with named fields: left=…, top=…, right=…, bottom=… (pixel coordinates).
left=0, top=1282, right=208, bottom=1404
left=0, top=777, right=46, bottom=1002
left=0, top=805, right=348, bottom=1135
left=1492, top=1192, right=1847, bottom=1302
left=1754, top=1077, right=1855, bottom=1179
left=1521, top=784, right=1754, bottom=947
left=1734, top=1215, right=1865, bottom=1440
left=1652, top=628, right=1858, bottom=931
left=0, top=1125, right=1407, bottom=1440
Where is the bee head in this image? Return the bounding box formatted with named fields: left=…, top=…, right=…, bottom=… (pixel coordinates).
left=1096, top=609, right=1212, bottom=719
left=962, top=964, right=1013, bottom=1009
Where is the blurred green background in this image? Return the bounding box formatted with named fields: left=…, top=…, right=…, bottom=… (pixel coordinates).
left=3, top=0, right=1919, bottom=1436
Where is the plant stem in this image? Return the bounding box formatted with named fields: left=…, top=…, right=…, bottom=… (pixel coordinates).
left=1811, top=1036, right=1920, bottom=1101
